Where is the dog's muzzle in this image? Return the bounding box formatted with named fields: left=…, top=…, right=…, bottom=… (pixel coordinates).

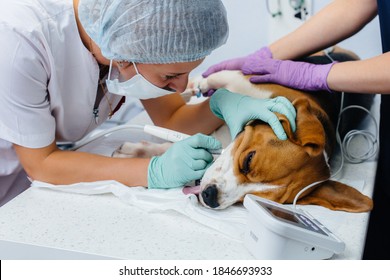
left=201, top=184, right=220, bottom=208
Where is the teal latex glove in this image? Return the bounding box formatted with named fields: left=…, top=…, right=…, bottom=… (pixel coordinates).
left=147, top=134, right=222, bottom=189
left=209, top=89, right=296, bottom=140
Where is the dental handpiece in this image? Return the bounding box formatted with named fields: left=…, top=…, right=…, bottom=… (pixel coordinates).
left=143, top=125, right=223, bottom=155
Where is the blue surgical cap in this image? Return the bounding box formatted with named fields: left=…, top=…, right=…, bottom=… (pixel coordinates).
left=78, top=0, right=229, bottom=63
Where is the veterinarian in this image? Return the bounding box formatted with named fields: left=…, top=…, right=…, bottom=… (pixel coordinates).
left=203, top=0, right=389, bottom=260
left=0, top=0, right=297, bottom=206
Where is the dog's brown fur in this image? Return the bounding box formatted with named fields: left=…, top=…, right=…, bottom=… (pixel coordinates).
left=229, top=90, right=373, bottom=212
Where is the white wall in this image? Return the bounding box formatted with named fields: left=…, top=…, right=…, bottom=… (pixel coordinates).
left=192, top=0, right=382, bottom=77
left=192, top=0, right=268, bottom=76
left=310, top=0, right=381, bottom=59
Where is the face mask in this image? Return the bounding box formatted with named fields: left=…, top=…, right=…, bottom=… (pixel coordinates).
left=106, top=60, right=176, bottom=99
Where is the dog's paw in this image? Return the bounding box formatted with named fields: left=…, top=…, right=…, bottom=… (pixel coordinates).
left=183, top=72, right=242, bottom=99
left=182, top=76, right=211, bottom=98
left=112, top=141, right=172, bottom=158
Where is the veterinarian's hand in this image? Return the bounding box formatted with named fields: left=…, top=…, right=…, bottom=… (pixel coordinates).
left=147, top=134, right=222, bottom=189
left=247, top=58, right=337, bottom=92
left=209, top=89, right=296, bottom=140
left=202, top=47, right=272, bottom=77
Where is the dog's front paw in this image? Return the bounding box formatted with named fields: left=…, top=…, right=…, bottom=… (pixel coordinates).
left=112, top=141, right=172, bottom=158
left=182, top=76, right=211, bottom=98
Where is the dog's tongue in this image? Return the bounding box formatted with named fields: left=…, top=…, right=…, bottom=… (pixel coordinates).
left=182, top=185, right=201, bottom=195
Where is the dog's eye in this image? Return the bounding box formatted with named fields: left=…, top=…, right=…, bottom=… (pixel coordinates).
left=241, top=151, right=256, bottom=175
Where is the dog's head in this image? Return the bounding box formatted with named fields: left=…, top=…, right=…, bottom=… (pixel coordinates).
left=199, top=97, right=373, bottom=212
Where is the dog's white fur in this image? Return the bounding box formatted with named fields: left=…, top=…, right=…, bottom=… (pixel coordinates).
left=199, top=141, right=280, bottom=208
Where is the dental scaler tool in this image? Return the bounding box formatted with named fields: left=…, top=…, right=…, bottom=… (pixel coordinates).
left=144, top=125, right=223, bottom=155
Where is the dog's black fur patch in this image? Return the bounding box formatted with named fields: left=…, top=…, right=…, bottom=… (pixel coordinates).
left=299, top=52, right=375, bottom=140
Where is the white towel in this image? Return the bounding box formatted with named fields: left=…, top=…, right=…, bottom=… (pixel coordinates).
left=31, top=180, right=247, bottom=242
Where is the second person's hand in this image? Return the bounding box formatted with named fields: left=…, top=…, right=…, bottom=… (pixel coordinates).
left=246, top=58, right=336, bottom=92
left=202, top=47, right=273, bottom=78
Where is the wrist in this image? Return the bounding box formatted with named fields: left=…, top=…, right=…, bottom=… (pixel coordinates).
left=209, top=88, right=231, bottom=119
left=147, top=156, right=166, bottom=189
left=257, top=46, right=273, bottom=59
left=209, top=88, right=247, bottom=118
left=313, top=62, right=337, bottom=92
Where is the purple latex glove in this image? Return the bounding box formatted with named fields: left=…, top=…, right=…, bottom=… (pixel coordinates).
left=247, top=58, right=337, bottom=92
left=201, top=47, right=273, bottom=97
left=202, top=47, right=273, bottom=78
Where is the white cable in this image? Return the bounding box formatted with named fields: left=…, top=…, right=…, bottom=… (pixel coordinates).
left=323, top=48, right=379, bottom=177
left=293, top=179, right=328, bottom=209
left=293, top=48, right=379, bottom=207
left=337, top=105, right=378, bottom=157
left=70, top=124, right=145, bottom=151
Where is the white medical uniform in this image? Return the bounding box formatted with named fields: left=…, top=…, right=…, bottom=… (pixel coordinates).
left=0, top=0, right=123, bottom=206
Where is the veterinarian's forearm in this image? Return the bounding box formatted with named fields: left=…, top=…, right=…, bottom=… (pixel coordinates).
left=327, top=52, right=390, bottom=94
left=166, top=101, right=224, bottom=135
left=147, top=99, right=224, bottom=135
left=142, top=93, right=224, bottom=135
left=14, top=143, right=150, bottom=187
left=269, top=0, right=377, bottom=60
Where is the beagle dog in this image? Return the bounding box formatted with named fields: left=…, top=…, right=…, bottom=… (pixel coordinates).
left=113, top=48, right=374, bottom=213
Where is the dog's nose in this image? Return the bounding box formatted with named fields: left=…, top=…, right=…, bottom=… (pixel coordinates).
left=201, top=184, right=220, bottom=208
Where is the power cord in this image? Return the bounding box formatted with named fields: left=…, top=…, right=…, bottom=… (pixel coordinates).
left=323, top=48, right=379, bottom=177
left=292, top=47, right=379, bottom=208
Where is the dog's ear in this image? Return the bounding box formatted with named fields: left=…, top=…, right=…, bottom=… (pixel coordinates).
left=296, top=180, right=373, bottom=212
left=278, top=98, right=326, bottom=157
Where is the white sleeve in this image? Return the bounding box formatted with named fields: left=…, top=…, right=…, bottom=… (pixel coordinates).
left=0, top=27, right=55, bottom=148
